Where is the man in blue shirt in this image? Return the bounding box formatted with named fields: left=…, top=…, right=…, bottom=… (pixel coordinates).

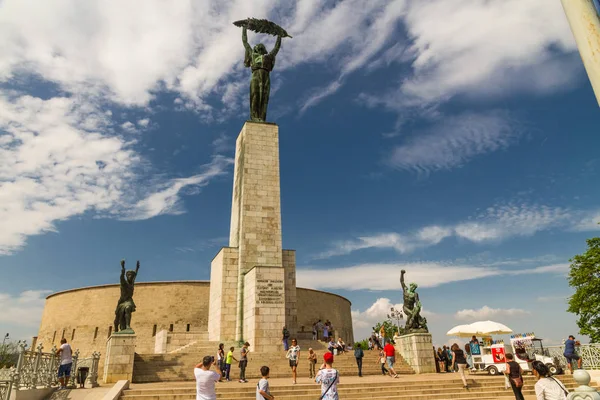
left=564, top=335, right=582, bottom=373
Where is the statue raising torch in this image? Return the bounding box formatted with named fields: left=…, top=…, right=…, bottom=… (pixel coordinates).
left=114, top=260, right=140, bottom=334
left=234, top=18, right=292, bottom=122
left=400, top=269, right=428, bottom=333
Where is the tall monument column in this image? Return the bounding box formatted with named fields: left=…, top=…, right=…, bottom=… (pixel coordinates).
left=561, top=0, right=600, bottom=106
left=209, top=18, right=296, bottom=352
left=209, top=122, right=296, bottom=352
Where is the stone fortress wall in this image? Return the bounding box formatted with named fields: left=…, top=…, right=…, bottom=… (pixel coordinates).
left=37, top=280, right=353, bottom=364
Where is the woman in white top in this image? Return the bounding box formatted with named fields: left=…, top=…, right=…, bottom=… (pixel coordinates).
left=531, top=361, right=568, bottom=400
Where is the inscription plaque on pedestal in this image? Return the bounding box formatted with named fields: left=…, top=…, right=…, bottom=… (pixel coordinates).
left=257, top=279, right=284, bottom=304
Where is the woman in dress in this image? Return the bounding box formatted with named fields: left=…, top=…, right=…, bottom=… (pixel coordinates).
left=437, top=347, right=447, bottom=373
left=532, top=361, right=568, bottom=400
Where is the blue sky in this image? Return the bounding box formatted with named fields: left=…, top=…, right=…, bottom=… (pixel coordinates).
left=0, top=0, right=599, bottom=349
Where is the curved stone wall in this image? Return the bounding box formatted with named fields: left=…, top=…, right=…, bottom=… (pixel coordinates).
left=36, top=281, right=353, bottom=363
left=37, top=281, right=211, bottom=359
left=296, top=288, right=354, bottom=344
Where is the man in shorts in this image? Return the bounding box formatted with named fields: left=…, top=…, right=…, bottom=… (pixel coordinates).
left=56, top=338, right=73, bottom=389
left=383, top=342, right=398, bottom=378
left=564, top=335, right=582, bottom=373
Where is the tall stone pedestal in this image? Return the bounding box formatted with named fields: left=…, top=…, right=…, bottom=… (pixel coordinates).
left=208, top=121, right=297, bottom=352
left=103, top=334, right=136, bottom=383
left=395, top=333, right=436, bottom=374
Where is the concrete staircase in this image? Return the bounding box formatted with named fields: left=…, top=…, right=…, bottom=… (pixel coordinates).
left=121, top=374, right=597, bottom=400
left=132, top=339, right=413, bottom=383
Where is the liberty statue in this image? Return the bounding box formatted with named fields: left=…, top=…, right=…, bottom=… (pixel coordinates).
left=234, top=18, right=292, bottom=122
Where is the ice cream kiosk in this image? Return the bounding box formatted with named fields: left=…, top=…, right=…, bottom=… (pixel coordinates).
left=471, top=333, right=562, bottom=375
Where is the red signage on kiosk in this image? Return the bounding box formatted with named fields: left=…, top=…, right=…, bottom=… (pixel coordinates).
left=491, top=346, right=506, bottom=363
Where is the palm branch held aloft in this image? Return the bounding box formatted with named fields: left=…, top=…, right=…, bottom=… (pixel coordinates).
left=114, top=260, right=140, bottom=333
left=234, top=18, right=291, bottom=122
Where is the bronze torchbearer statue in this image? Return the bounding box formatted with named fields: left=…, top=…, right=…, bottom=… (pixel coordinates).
left=233, top=18, right=292, bottom=122
left=113, top=260, right=140, bottom=334
left=400, top=269, right=429, bottom=333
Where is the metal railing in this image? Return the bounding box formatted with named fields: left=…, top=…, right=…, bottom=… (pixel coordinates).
left=0, top=341, right=100, bottom=400
left=541, top=344, right=600, bottom=370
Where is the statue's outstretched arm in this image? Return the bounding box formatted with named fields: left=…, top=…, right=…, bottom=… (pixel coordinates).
left=269, top=35, right=282, bottom=57
left=242, top=26, right=252, bottom=53
left=400, top=269, right=407, bottom=291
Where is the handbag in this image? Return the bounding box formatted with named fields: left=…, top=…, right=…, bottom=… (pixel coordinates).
left=319, top=371, right=338, bottom=400
left=511, top=376, right=523, bottom=388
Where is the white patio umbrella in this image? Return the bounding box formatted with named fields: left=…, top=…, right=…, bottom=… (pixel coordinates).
left=467, top=320, right=513, bottom=336
left=446, top=324, right=477, bottom=337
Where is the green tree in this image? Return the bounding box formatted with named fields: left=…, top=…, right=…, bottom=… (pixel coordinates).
left=372, top=320, right=407, bottom=344
left=568, top=237, right=600, bottom=343
left=0, top=341, right=19, bottom=368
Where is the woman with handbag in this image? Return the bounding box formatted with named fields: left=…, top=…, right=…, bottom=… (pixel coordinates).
left=532, top=361, right=569, bottom=400
left=504, top=353, right=525, bottom=400
left=450, top=343, right=469, bottom=389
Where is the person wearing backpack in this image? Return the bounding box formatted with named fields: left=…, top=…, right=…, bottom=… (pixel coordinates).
left=354, top=343, right=364, bottom=377
left=282, top=326, right=290, bottom=351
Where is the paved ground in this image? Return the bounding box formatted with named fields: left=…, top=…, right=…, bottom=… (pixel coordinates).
left=45, top=385, right=111, bottom=400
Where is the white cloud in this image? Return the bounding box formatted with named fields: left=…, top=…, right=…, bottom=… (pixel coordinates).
left=537, top=295, right=568, bottom=303
left=316, top=202, right=599, bottom=259
left=0, top=290, right=51, bottom=328
left=0, top=0, right=413, bottom=114
left=0, top=94, right=231, bottom=255
left=0, top=95, right=136, bottom=255
left=352, top=298, right=403, bottom=330
left=121, top=121, right=138, bottom=133
left=388, top=111, right=523, bottom=173
left=370, top=0, right=579, bottom=109
left=297, top=261, right=571, bottom=292
left=511, top=263, right=569, bottom=276
left=125, top=156, right=232, bottom=221
left=137, top=118, right=150, bottom=128
left=455, top=305, right=530, bottom=321
left=298, top=262, right=499, bottom=291
left=454, top=203, right=572, bottom=242
left=212, top=133, right=233, bottom=153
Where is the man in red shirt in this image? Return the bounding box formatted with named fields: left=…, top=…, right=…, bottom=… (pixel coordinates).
left=383, top=342, right=399, bottom=378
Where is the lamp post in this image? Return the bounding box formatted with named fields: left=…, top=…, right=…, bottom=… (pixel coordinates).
left=388, top=307, right=404, bottom=336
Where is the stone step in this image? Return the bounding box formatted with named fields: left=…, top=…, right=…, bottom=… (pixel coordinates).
left=121, top=378, right=592, bottom=400
left=131, top=370, right=413, bottom=382
left=121, top=377, right=591, bottom=400
left=124, top=375, right=583, bottom=394
left=132, top=348, right=411, bottom=383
